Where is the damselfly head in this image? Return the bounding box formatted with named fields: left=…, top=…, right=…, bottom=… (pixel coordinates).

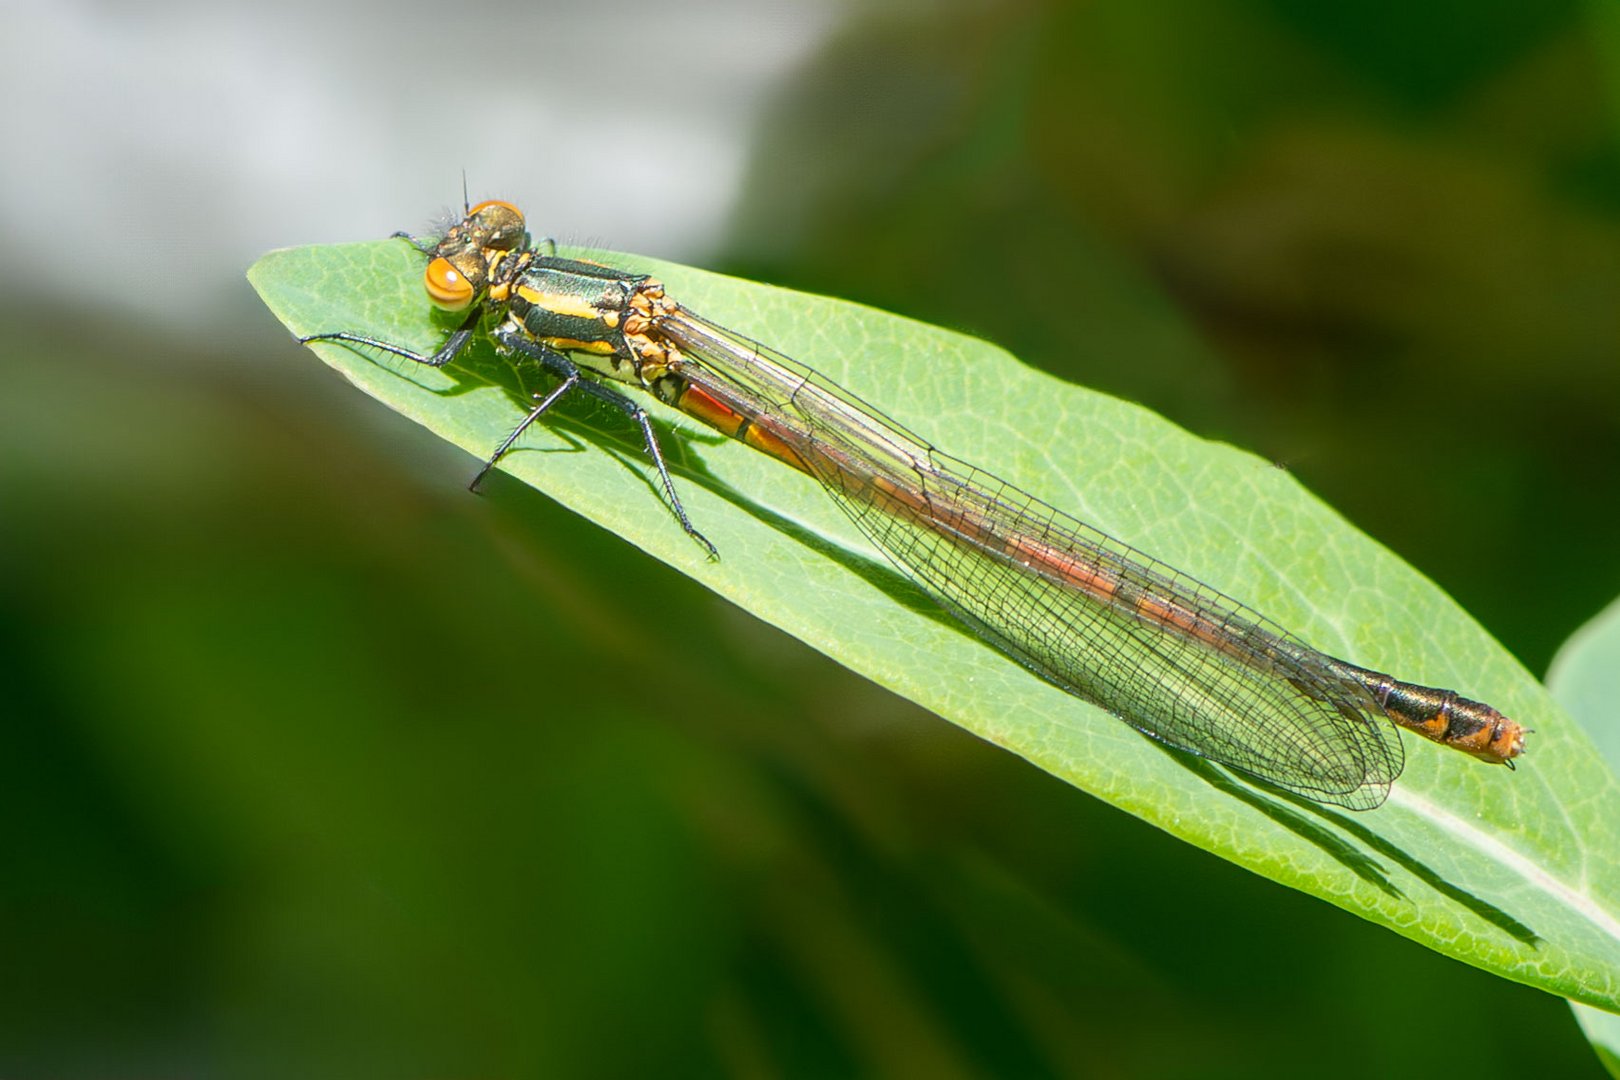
left=422, top=200, right=530, bottom=312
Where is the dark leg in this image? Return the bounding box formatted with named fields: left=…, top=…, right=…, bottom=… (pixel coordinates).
left=392, top=230, right=438, bottom=257
left=298, top=308, right=481, bottom=368
left=469, top=373, right=580, bottom=492
left=494, top=329, right=718, bottom=558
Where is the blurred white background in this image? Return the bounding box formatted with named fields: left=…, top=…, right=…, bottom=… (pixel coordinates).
left=0, top=0, right=840, bottom=332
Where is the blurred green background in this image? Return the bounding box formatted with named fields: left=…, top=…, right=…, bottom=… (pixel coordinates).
left=4, top=1, right=1618, bottom=1075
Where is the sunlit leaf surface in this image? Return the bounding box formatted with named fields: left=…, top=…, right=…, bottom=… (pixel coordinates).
left=252, top=238, right=1620, bottom=1011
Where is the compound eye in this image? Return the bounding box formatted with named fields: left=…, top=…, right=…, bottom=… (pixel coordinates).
left=424, top=256, right=476, bottom=311
left=469, top=199, right=527, bottom=250
left=470, top=199, right=523, bottom=222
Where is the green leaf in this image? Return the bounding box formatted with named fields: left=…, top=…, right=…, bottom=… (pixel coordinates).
left=251, top=237, right=1620, bottom=1011
left=1549, top=599, right=1620, bottom=1069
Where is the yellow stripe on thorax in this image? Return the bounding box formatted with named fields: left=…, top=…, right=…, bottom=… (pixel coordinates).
left=515, top=284, right=601, bottom=321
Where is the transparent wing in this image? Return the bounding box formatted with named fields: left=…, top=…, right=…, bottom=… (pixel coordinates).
left=660, top=312, right=1404, bottom=809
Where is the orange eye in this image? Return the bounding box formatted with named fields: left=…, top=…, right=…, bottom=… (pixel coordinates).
left=469, top=199, right=527, bottom=250
left=424, top=257, right=476, bottom=311
left=470, top=198, right=522, bottom=220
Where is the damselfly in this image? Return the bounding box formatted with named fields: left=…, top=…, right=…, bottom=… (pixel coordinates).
left=299, top=199, right=1526, bottom=810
